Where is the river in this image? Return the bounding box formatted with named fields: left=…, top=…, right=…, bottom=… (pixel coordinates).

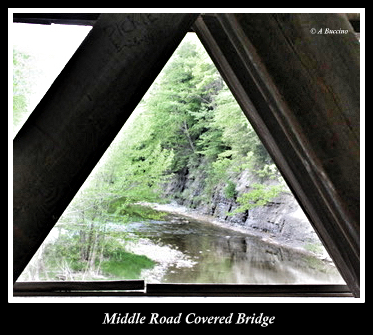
left=110, top=210, right=345, bottom=285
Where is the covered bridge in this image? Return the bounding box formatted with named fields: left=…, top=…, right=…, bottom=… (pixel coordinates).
left=12, top=12, right=361, bottom=298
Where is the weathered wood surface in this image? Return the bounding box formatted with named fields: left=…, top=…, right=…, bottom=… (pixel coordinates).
left=13, top=13, right=199, bottom=282
left=13, top=280, right=145, bottom=292
left=13, top=13, right=360, bottom=298
left=13, top=13, right=100, bottom=26
left=145, top=284, right=353, bottom=297
left=194, top=13, right=360, bottom=297
left=13, top=13, right=361, bottom=33
left=13, top=283, right=352, bottom=297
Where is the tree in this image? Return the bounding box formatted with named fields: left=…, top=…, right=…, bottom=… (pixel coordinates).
left=139, top=34, right=282, bottom=208
left=30, top=34, right=288, bottom=280
left=13, top=49, right=32, bottom=134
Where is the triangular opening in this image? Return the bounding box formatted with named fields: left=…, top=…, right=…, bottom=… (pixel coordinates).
left=14, top=26, right=345, bottom=285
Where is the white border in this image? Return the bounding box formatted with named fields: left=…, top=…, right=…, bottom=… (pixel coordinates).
left=9, top=8, right=365, bottom=304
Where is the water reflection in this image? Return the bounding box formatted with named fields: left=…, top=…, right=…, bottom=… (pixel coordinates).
left=122, top=213, right=345, bottom=284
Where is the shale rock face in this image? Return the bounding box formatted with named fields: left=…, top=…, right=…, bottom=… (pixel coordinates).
left=201, top=189, right=319, bottom=246
left=163, top=168, right=322, bottom=248
left=243, top=193, right=319, bottom=244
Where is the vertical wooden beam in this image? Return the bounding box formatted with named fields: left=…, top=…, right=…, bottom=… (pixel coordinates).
left=13, top=13, right=199, bottom=282
left=194, top=13, right=360, bottom=296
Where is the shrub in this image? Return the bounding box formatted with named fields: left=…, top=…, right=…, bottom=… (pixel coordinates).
left=224, top=181, right=237, bottom=199
left=234, top=183, right=283, bottom=213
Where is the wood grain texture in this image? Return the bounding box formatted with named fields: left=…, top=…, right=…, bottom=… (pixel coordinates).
left=13, top=13, right=199, bottom=282
left=194, top=13, right=360, bottom=297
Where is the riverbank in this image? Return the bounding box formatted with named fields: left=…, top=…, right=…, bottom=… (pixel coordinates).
left=139, top=201, right=332, bottom=262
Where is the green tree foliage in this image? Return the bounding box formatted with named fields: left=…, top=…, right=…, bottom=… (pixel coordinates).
left=224, top=181, right=238, bottom=200
left=13, top=49, right=32, bottom=134
left=140, top=35, right=281, bottom=211
left=233, top=184, right=284, bottom=212
left=41, top=107, right=174, bottom=279
left=144, top=38, right=220, bottom=172
left=22, top=34, right=287, bottom=280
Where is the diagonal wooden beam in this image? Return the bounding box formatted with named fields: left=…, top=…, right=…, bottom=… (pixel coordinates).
left=194, top=13, right=360, bottom=297
left=13, top=13, right=199, bottom=282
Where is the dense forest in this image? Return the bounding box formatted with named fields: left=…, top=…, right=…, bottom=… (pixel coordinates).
left=15, top=34, right=291, bottom=281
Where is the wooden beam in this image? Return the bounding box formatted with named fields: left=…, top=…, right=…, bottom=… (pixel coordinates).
left=194, top=13, right=360, bottom=297
left=13, top=13, right=199, bottom=282
left=13, top=283, right=352, bottom=297
left=12, top=13, right=196, bottom=31
left=13, top=280, right=145, bottom=292
left=13, top=13, right=100, bottom=26
left=13, top=13, right=361, bottom=32
left=146, top=284, right=353, bottom=297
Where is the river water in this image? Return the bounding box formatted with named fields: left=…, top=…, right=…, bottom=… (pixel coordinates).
left=112, top=212, right=345, bottom=284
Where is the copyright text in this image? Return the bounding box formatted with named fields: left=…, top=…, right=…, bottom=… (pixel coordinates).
left=310, top=27, right=349, bottom=34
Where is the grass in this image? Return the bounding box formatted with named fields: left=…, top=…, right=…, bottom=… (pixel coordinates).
left=100, top=250, right=156, bottom=279
left=304, top=243, right=324, bottom=255
left=109, top=198, right=167, bottom=222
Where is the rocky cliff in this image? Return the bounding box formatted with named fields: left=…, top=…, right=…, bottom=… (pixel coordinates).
left=163, top=168, right=324, bottom=253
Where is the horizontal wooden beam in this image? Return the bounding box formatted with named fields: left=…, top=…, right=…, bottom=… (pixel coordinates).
left=13, top=280, right=145, bottom=292
left=13, top=13, right=100, bottom=26
left=13, top=12, right=361, bottom=32
left=13, top=283, right=352, bottom=297
left=146, top=284, right=353, bottom=297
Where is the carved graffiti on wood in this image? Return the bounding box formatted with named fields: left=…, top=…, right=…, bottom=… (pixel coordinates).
left=103, top=14, right=159, bottom=52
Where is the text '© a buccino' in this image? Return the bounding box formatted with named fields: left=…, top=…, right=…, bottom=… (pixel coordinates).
left=102, top=312, right=275, bottom=326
